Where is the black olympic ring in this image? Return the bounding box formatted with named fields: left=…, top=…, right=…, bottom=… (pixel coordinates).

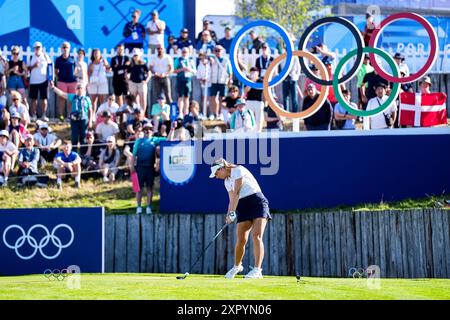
left=43, top=268, right=68, bottom=281
left=297, top=16, right=365, bottom=86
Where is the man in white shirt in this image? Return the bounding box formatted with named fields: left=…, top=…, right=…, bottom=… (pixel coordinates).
left=146, top=10, right=166, bottom=53
left=28, top=42, right=51, bottom=122
left=150, top=45, right=173, bottom=105
left=366, top=83, right=397, bottom=130
left=96, top=95, right=120, bottom=123
left=33, top=122, right=61, bottom=165
left=95, top=111, right=120, bottom=142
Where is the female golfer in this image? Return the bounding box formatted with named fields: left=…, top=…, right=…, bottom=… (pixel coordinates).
left=209, top=158, right=271, bottom=279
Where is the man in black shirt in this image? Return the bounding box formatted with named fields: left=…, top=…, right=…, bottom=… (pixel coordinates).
left=196, top=20, right=218, bottom=45
left=254, top=43, right=274, bottom=80
left=111, top=44, right=131, bottom=107
left=360, top=70, right=389, bottom=105
left=303, top=83, right=332, bottom=131
left=249, top=30, right=264, bottom=53
left=122, top=9, right=146, bottom=51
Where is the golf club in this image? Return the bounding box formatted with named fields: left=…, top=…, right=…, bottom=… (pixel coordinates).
left=176, top=223, right=229, bottom=280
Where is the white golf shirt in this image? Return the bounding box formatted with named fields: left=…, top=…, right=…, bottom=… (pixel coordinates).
left=224, top=166, right=261, bottom=199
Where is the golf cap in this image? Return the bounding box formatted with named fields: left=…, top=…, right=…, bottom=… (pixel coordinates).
left=394, top=53, right=405, bottom=61
left=307, top=83, right=316, bottom=89
left=235, top=98, right=246, bottom=106
left=0, top=130, right=9, bottom=138
left=10, top=112, right=21, bottom=119
left=102, top=110, right=112, bottom=118
left=39, top=122, right=49, bottom=129
left=25, top=134, right=33, bottom=141
left=143, top=122, right=153, bottom=129
left=181, top=28, right=189, bottom=33
left=133, top=108, right=142, bottom=114
left=33, top=41, right=42, bottom=48
left=421, top=76, right=432, bottom=85
left=132, top=48, right=142, bottom=57
left=151, top=10, right=158, bottom=15
left=375, top=82, right=387, bottom=89
left=158, top=94, right=166, bottom=100
left=209, top=162, right=224, bottom=178
left=107, top=136, right=116, bottom=143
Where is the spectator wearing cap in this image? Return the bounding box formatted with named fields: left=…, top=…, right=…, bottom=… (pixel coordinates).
left=74, top=48, right=88, bottom=88
left=17, top=135, right=46, bottom=187
left=50, top=81, right=94, bottom=147
left=127, top=109, right=150, bottom=139
left=127, top=48, right=151, bottom=114
left=28, top=41, right=51, bottom=122
left=9, top=90, right=30, bottom=127
left=196, top=20, right=218, bottom=45
left=111, top=44, right=131, bottom=107
left=357, top=54, right=374, bottom=110
left=6, top=46, right=28, bottom=107
left=334, top=89, right=357, bottom=130
left=8, top=111, right=29, bottom=148
left=249, top=30, right=264, bottom=53
left=88, top=49, right=111, bottom=113
left=174, top=47, right=197, bottom=117
left=146, top=10, right=166, bottom=53
left=230, top=99, right=256, bottom=132
left=79, top=130, right=101, bottom=174
left=96, top=94, right=120, bottom=124
left=303, top=83, right=333, bottom=131
left=419, top=76, right=432, bottom=95
left=149, top=45, right=173, bottom=106
left=0, top=129, right=18, bottom=186
left=222, top=85, right=241, bottom=126
left=196, top=30, right=216, bottom=53
left=33, top=122, right=61, bottom=166
left=131, top=122, right=167, bottom=214
left=176, top=28, right=193, bottom=53
left=243, top=68, right=264, bottom=132
left=218, top=27, right=234, bottom=53
left=95, top=111, right=119, bottom=142
left=208, top=45, right=232, bottom=120
left=166, top=35, right=179, bottom=55
left=54, top=140, right=82, bottom=189
left=122, top=9, right=146, bottom=52
left=394, top=53, right=410, bottom=78
left=365, top=83, right=397, bottom=130
left=55, top=42, right=77, bottom=121
left=99, top=136, right=121, bottom=183
left=150, top=95, right=170, bottom=132
left=360, top=68, right=390, bottom=105
left=255, top=43, right=274, bottom=80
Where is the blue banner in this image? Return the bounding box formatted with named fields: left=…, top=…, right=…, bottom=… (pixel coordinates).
left=0, top=207, right=104, bottom=276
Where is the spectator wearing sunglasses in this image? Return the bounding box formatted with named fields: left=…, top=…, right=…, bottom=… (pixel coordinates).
left=55, top=42, right=77, bottom=121
left=122, top=9, right=146, bottom=52
left=9, top=90, right=30, bottom=127
left=176, top=28, right=193, bottom=52
left=208, top=45, right=232, bottom=120
left=146, top=10, right=166, bottom=53
left=149, top=45, right=174, bottom=106
left=6, top=46, right=28, bottom=107
left=174, top=47, right=196, bottom=117
left=196, top=20, right=218, bottom=45
left=28, top=41, right=51, bottom=122
left=196, top=30, right=216, bottom=53
left=33, top=122, right=61, bottom=166
left=230, top=99, right=256, bottom=132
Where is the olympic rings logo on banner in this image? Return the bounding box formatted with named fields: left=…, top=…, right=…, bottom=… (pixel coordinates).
left=44, top=268, right=69, bottom=281
left=229, top=12, right=439, bottom=119
left=2, top=224, right=74, bottom=260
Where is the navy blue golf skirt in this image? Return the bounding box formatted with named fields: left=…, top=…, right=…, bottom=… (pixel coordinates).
left=236, top=192, right=272, bottom=223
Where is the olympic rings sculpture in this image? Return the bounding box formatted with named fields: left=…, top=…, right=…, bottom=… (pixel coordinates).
left=229, top=12, right=439, bottom=119
left=2, top=224, right=74, bottom=260
left=44, top=268, right=69, bottom=281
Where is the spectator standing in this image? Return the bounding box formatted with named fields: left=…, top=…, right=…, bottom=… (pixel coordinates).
left=54, top=140, right=82, bottom=189
left=33, top=122, right=61, bottom=166
left=196, top=30, right=216, bottom=53
left=111, top=44, right=131, bottom=107
left=95, top=111, right=119, bottom=142
left=218, top=27, right=234, bottom=53
left=255, top=43, right=274, bottom=79
left=55, top=42, right=77, bottom=121
left=88, top=49, right=110, bottom=112
left=0, top=129, right=19, bottom=186
left=149, top=45, right=174, bottom=105
left=166, top=35, right=178, bottom=55
left=146, top=10, right=166, bottom=52
left=230, top=99, right=256, bottom=132
left=394, top=53, right=410, bottom=77
left=208, top=45, right=232, bottom=120
left=196, top=51, right=211, bottom=116
left=132, top=122, right=167, bottom=214
left=6, top=46, right=28, bottom=106
left=362, top=12, right=377, bottom=46
left=74, top=48, right=88, bottom=88
left=150, top=95, right=170, bottom=132
left=303, top=83, right=333, bottom=131
left=28, top=41, right=51, bottom=122
left=127, top=48, right=151, bottom=114
left=50, top=82, right=93, bottom=147
left=360, top=69, right=389, bottom=105
left=122, top=9, right=146, bottom=52
left=334, top=89, right=357, bottom=130
left=419, top=75, right=432, bottom=94
left=176, top=28, right=193, bottom=52
left=196, top=20, right=218, bottom=45
left=174, top=47, right=196, bottom=117
left=282, top=54, right=301, bottom=113
left=99, top=135, right=121, bottom=183
left=243, top=68, right=264, bottom=132
left=249, top=31, right=263, bottom=53
left=365, top=83, right=397, bottom=130
left=357, top=54, right=374, bottom=110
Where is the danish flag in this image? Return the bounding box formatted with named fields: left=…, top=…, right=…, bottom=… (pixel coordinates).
left=399, top=92, right=447, bottom=127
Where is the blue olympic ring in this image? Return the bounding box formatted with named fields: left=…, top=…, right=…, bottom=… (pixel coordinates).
left=229, top=20, right=294, bottom=90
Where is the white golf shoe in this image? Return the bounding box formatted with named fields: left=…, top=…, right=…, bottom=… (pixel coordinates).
left=244, top=267, right=263, bottom=279
left=224, top=265, right=244, bottom=279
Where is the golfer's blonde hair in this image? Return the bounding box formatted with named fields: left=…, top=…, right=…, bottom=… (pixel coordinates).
left=214, top=158, right=237, bottom=170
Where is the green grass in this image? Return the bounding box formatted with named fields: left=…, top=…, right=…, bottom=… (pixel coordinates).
left=0, top=274, right=449, bottom=300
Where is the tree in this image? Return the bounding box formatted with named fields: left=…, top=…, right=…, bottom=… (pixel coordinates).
left=235, top=0, right=326, bottom=37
